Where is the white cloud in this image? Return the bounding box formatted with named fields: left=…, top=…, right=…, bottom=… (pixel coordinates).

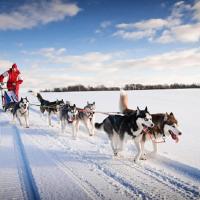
left=172, top=23, right=200, bottom=42
left=114, top=1, right=200, bottom=44
left=33, top=48, right=113, bottom=69
left=0, top=0, right=81, bottom=30
left=1, top=47, right=198, bottom=90
left=117, top=19, right=168, bottom=30
left=193, top=0, right=200, bottom=21
left=95, top=20, right=112, bottom=34
left=0, top=59, right=13, bottom=71
left=17, top=47, right=200, bottom=90
left=113, top=29, right=155, bottom=41
left=115, top=48, right=200, bottom=70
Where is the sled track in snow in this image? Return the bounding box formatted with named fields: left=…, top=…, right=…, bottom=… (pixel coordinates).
left=119, top=159, right=200, bottom=200
left=29, top=108, right=155, bottom=199
left=23, top=128, right=145, bottom=200
left=30, top=108, right=200, bottom=199
left=13, top=125, right=40, bottom=200
left=54, top=139, right=200, bottom=200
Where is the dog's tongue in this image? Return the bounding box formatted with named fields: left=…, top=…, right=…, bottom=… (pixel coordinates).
left=171, top=132, right=179, bottom=143
left=143, top=127, right=149, bottom=133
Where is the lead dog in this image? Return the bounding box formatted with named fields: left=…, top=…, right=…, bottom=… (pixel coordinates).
left=12, top=97, right=30, bottom=128
left=95, top=107, right=154, bottom=163
left=119, top=90, right=182, bottom=159
left=36, top=93, right=64, bottom=126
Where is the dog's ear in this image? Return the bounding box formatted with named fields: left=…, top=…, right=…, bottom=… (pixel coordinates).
left=87, top=101, right=89, bottom=105
left=93, top=102, right=95, bottom=105
left=20, top=97, right=23, bottom=101
left=136, top=107, right=140, bottom=116
left=170, top=112, right=174, bottom=116
left=73, top=104, right=76, bottom=108
left=145, top=106, right=148, bottom=112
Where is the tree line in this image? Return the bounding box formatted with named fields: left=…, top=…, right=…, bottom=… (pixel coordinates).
left=41, top=83, right=200, bottom=92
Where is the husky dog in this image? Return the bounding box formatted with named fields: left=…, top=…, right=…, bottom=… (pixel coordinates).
left=36, top=93, right=64, bottom=126
left=75, top=102, right=96, bottom=137
left=4, top=102, right=16, bottom=112
left=95, top=107, right=154, bottom=163
left=141, top=112, right=182, bottom=157
left=60, top=101, right=72, bottom=131
left=12, top=97, right=30, bottom=128
left=60, top=103, right=79, bottom=138
left=119, top=90, right=182, bottom=158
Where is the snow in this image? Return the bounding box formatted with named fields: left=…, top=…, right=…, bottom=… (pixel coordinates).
left=0, top=89, right=200, bottom=199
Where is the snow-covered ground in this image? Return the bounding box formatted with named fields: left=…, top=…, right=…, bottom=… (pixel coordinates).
left=0, top=89, right=200, bottom=199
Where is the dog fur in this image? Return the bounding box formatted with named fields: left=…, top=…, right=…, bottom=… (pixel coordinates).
left=95, top=107, right=154, bottom=163
left=36, top=93, right=64, bottom=126
left=119, top=90, right=182, bottom=158
left=75, top=102, right=96, bottom=137
left=60, top=102, right=96, bottom=139
left=12, top=97, right=30, bottom=128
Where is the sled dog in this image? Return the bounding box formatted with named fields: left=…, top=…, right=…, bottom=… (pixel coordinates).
left=60, top=102, right=96, bottom=138
left=36, top=93, right=64, bottom=126
left=12, top=97, right=30, bottom=128
left=75, top=102, right=96, bottom=137
left=119, top=90, right=182, bottom=158
left=95, top=107, right=154, bottom=163
left=59, top=103, right=79, bottom=137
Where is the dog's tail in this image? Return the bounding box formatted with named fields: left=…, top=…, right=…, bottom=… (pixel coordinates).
left=36, top=93, right=43, bottom=103
left=119, top=89, right=128, bottom=113
left=95, top=122, right=104, bottom=129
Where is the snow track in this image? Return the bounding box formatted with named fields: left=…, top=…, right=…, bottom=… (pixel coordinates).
left=0, top=111, right=40, bottom=200
left=24, top=108, right=200, bottom=199
left=13, top=125, right=40, bottom=200
left=21, top=128, right=139, bottom=200
left=0, top=104, right=200, bottom=200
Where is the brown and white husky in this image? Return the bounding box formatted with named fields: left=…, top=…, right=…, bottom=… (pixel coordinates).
left=119, top=90, right=182, bottom=159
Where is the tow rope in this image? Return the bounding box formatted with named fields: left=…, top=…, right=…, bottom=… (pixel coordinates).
left=30, top=103, right=124, bottom=116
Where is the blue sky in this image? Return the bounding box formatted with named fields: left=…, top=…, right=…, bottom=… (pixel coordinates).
left=0, top=0, right=200, bottom=90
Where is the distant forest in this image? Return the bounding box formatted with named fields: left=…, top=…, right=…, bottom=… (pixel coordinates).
left=41, top=83, right=200, bottom=92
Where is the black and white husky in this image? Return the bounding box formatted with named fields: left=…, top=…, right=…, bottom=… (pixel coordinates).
left=60, top=102, right=96, bottom=138
left=59, top=102, right=73, bottom=130
left=36, top=93, right=64, bottom=126
left=12, top=97, right=30, bottom=128
left=95, top=107, right=154, bottom=163
left=59, top=103, right=78, bottom=137
left=120, top=90, right=182, bottom=159
left=76, top=102, right=96, bottom=137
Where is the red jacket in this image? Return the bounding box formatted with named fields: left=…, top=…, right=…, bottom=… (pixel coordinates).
left=0, top=64, right=23, bottom=98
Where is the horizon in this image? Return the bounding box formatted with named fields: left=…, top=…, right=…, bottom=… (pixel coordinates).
left=0, top=0, right=200, bottom=91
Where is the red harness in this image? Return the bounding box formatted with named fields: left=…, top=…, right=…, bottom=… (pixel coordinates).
left=143, top=128, right=166, bottom=144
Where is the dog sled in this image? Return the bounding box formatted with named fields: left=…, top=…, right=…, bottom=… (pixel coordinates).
left=0, top=83, right=18, bottom=111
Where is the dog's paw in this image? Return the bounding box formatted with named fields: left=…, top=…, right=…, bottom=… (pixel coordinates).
left=113, top=152, right=119, bottom=157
